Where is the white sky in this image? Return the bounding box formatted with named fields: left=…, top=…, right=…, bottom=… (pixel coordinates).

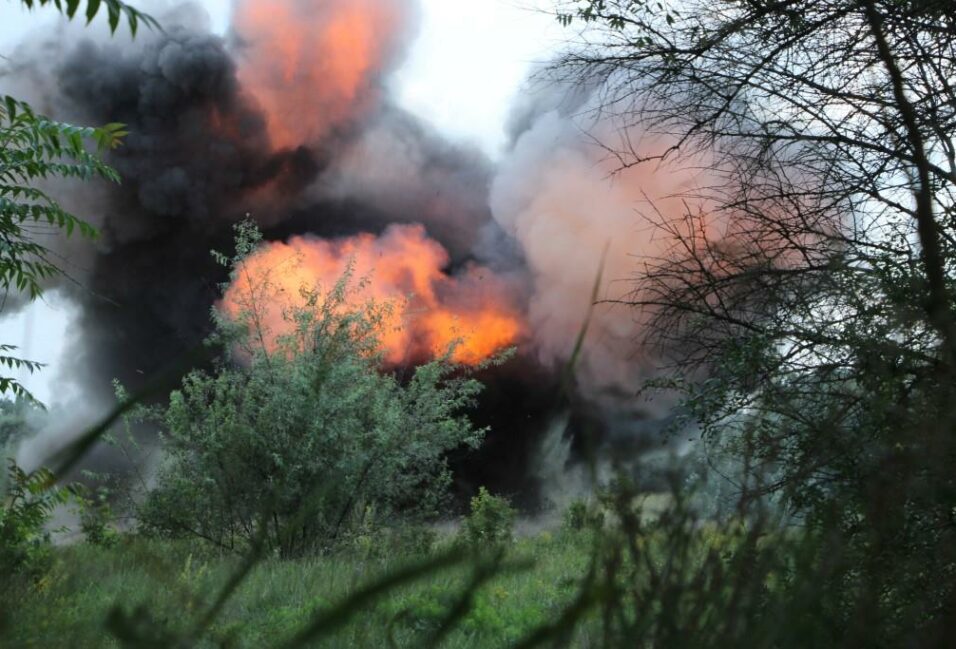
left=0, top=0, right=563, bottom=405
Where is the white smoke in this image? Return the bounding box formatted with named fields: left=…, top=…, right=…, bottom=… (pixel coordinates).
left=490, top=101, right=708, bottom=402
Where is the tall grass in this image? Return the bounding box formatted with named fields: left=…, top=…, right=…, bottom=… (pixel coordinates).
left=1, top=532, right=593, bottom=648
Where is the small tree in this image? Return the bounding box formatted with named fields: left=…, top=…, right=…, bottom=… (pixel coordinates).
left=138, top=222, right=490, bottom=557
left=554, top=0, right=956, bottom=640
left=75, top=484, right=119, bottom=548
left=460, top=487, right=516, bottom=547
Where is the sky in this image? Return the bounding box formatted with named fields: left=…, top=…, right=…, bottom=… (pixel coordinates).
left=0, top=0, right=564, bottom=405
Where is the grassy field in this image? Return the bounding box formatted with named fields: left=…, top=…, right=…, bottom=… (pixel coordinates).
left=0, top=530, right=597, bottom=648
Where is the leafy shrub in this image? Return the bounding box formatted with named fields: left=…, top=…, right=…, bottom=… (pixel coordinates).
left=461, top=487, right=515, bottom=547
left=394, top=524, right=439, bottom=556
left=351, top=522, right=439, bottom=561
left=76, top=486, right=119, bottom=548
left=563, top=500, right=588, bottom=531
left=0, top=459, right=72, bottom=579
left=0, top=398, right=41, bottom=454
left=562, top=498, right=604, bottom=532
left=137, top=222, right=490, bottom=557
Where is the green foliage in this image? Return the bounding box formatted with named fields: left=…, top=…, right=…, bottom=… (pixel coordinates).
left=563, top=500, right=588, bottom=531
left=0, top=459, right=73, bottom=579
left=76, top=485, right=119, bottom=548
left=352, top=522, right=438, bottom=560
left=0, top=396, right=41, bottom=452
left=562, top=498, right=603, bottom=532
left=137, top=221, right=488, bottom=557
left=514, top=476, right=805, bottom=648
left=3, top=489, right=897, bottom=649
left=461, top=487, right=516, bottom=548
left=18, top=0, right=158, bottom=34
left=8, top=466, right=931, bottom=648
left=0, top=96, right=121, bottom=303
left=0, top=533, right=585, bottom=648
left=0, top=0, right=156, bottom=404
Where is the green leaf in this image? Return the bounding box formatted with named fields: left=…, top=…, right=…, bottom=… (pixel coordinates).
left=85, top=0, right=101, bottom=24
left=106, top=1, right=120, bottom=32
left=4, top=96, right=18, bottom=121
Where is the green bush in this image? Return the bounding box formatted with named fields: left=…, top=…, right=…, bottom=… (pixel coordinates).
left=563, top=500, right=589, bottom=531
left=137, top=222, right=490, bottom=557
left=461, top=487, right=516, bottom=547
left=561, top=498, right=605, bottom=533
left=0, top=459, right=72, bottom=579
left=76, top=486, right=119, bottom=549
left=348, top=517, right=437, bottom=560
left=388, top=524, right=438, bottom=557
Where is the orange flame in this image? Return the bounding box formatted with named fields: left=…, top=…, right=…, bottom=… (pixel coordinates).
left=232, top=0, right=409, bottom=150
left=221, top=224, right=524, bottom=365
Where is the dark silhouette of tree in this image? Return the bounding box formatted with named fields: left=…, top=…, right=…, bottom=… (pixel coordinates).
left=555, top=0, right=956, bottom=640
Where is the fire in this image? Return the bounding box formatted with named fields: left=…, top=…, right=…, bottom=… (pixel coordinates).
left=232, top=0, right=409, bottom=150
left=221, top=224, right=524, bottom=365
left=422, top=310, right=522, bottom=366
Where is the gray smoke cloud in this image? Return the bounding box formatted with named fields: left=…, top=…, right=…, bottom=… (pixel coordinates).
left=491, top=97, right=703, bottom=403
